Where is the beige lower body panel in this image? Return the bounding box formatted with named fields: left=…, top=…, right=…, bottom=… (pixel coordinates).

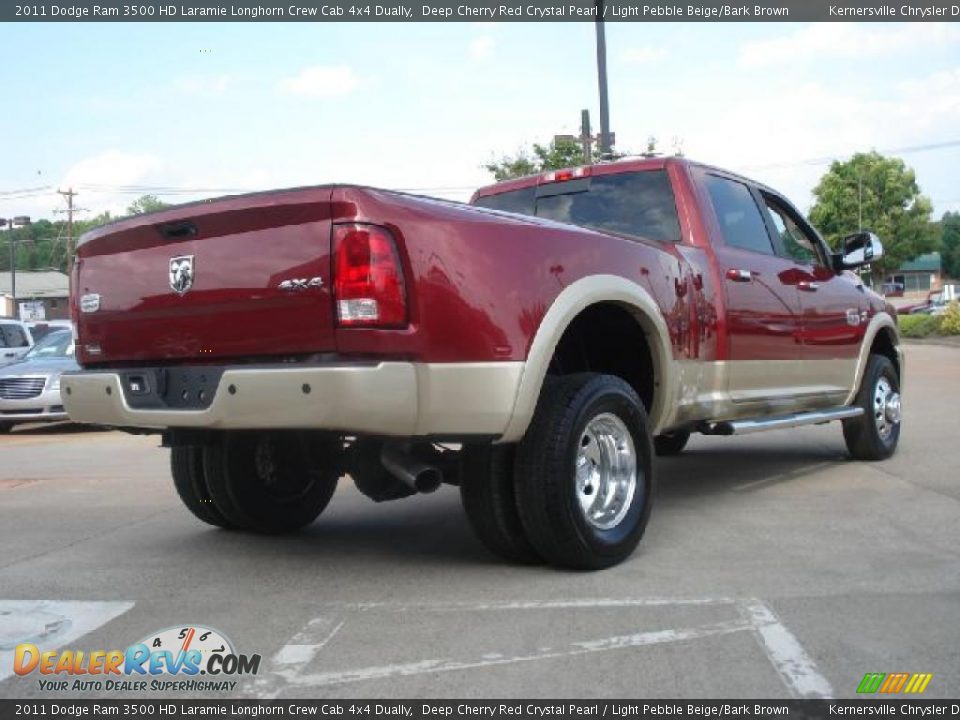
left=668, top=358, right=858, bottom=430
left=61, top=361, right=524, bottom=437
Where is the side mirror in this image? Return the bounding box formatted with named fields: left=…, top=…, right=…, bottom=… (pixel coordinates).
left=834, top=231, right=883, bottom=271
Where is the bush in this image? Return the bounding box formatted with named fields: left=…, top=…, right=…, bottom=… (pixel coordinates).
left=898, top=314, right=942, bottom=338
left=940, top=301, right=960, bottom=335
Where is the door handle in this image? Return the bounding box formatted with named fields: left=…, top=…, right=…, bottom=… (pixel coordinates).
left=726, top=268, right=754, bottom=282
left=798, top=281, right=820, bottom=292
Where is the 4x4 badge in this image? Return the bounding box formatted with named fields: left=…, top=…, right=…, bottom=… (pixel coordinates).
left=169, top=255, right=195, bottom=295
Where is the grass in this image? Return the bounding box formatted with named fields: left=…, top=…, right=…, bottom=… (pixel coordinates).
left=898, top=302, right=960, bottom=337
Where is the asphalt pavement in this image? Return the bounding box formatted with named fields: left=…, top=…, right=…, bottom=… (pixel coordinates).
left=1, top=343, right=957, bottom=700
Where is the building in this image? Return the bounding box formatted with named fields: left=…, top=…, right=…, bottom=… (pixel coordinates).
left=0, top=271, right=70, bottom=320
left=886, top=252, right=943, bottom=298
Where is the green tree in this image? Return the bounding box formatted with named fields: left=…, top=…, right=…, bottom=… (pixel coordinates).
left=126, top=194, right=169, bottom=215
left=940, top=211, right=960, bottom=280
left=484, top=136, right=591, bottom=182
left=1, top=195, right=167, bottom=274
left=809, top=152, right=936, bottom=279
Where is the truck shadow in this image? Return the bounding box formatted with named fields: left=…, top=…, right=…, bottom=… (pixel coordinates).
left=656, top=439, right=851, bottom=498
left=154, top=436, right=855, bottom=569
left=2, top=422, right=111, bottom=436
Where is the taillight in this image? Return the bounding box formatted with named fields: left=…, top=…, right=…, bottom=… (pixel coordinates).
left=68, top=260, right=80, bottom=329
left=333, top=223, right=407, bottom=327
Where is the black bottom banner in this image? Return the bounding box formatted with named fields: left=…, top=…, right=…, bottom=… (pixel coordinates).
left=2, top=700, right=960, bottom=720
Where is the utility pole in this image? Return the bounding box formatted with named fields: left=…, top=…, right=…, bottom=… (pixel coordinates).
left=2, top=215, right=31, bottom=314
left=2, top=218, right=13, bottom=306
left=580, top=109, right=593, bottom=164
left=858, top=175, right=863, bottom=232
left=594, top=0, right=612, bottom=158
left=57, top=188, right=78, bottom=264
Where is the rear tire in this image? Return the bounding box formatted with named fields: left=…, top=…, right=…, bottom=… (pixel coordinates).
left=843, top=354, right=901, bottom=461
left=460, top=444, right=542, bottom=564
left=515, top=374, right=655, bottom=570
left=0, top=423, right=12, bottom=434
left=203, top=431, right=341, bottom=533
left=170, top=446, right=232, bottom=528
left=654, top=431, right=690, bottom=456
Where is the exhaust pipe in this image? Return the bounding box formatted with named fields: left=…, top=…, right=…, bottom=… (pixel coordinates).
left=380, top=444, right=443, bottom=494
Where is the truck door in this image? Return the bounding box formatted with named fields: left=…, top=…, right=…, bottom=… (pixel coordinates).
left=758, top=193, right=864, bottom=404
left=697, top=171, right=805, bottom=405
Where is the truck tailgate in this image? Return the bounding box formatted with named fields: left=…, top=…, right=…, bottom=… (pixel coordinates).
left=74, top=187, right=342, bottom=365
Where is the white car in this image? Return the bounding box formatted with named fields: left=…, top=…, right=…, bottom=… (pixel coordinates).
left=25, top=319, right=73, bottom=342
left=0, top=329, right=77, bottom=433
left=0, top=319, right=34, bottom=367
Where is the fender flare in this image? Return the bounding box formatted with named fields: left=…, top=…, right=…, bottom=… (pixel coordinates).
left=498, top=274, right=676, bottom=443
left=844, top=312, right=903, bottom=405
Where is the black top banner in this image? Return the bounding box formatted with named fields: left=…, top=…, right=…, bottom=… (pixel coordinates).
left=4, top=0, right=960, bottom=22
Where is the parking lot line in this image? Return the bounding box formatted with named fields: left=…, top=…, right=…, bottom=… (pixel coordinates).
left=739, top=599, right=834, bottom=699
left=253, top=616, right=346, bottom=699
left=250, top=597, right=833, bottom=699
left=0, top=600, right=134, bottom=683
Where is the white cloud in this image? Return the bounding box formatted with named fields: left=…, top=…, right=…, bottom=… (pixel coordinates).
left=279, top=65, right=361, bottom=97
left=176, top=74, right=234, bottom=95
left=469, top=36, right=495, bottom=61
left=897, top=67, right=960, bottom=129
left=663, top=65, right=960, bottom=212
left=35, top=150, right=164, bottom=219
left=739, top=23, right=960, bottom=67
left=619, top=46, right=665, bottom=65
left=61, top=151, right=161, bottom=189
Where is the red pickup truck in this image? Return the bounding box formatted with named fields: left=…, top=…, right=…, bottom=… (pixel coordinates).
left=62, top=157, right=904, bottom=569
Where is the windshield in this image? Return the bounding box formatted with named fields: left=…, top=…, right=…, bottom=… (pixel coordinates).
left=23, top=330, right=74, bottom=359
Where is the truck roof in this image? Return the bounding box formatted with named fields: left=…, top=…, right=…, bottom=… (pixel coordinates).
left=472, top=155, right=779, bottom=203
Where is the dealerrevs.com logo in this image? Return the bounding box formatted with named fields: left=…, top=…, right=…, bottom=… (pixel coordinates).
left=14, top=625, right=261, bottom=693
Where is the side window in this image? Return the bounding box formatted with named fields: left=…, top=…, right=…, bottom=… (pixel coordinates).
left=703, top=175, right=774, bottom=255
left=0, top=323, right=29, bottom=349
left=763, top=198, right=824, bottom=266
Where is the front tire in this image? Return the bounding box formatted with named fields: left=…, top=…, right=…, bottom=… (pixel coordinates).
left=203, top=431, right=341, bottom=533
left=515, top=374, right=655, bottom=570
left=460, top=444, right=542, bottom=564
left=843, top=354, right=901, bottom=461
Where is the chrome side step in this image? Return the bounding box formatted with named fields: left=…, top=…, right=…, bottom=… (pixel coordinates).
left=700, top=406, right=864, bottom=436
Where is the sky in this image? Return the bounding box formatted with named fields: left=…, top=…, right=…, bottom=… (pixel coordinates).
left=0, top=21, right=958, bottom=224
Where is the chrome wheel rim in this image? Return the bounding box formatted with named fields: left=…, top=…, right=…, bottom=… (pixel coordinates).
left=873, top=377, right=901, bottom=441
left=575, top=413, right=638, bottom=531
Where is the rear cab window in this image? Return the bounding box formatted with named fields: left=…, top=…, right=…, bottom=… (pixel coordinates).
left=474, top=169, right=682, bottom=244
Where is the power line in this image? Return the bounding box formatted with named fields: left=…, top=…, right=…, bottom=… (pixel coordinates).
left=737, top=138, right=960, bottom=172
left=0, top=191, right=56, bottom=202
left=0, top=185, right=51, bottom=197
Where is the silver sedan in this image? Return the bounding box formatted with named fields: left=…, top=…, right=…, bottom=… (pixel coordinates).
left=0, top=329, right=77, bottom=433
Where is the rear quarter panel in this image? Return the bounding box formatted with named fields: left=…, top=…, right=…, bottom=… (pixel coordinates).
left=334, top=184, right=706, bottom=365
